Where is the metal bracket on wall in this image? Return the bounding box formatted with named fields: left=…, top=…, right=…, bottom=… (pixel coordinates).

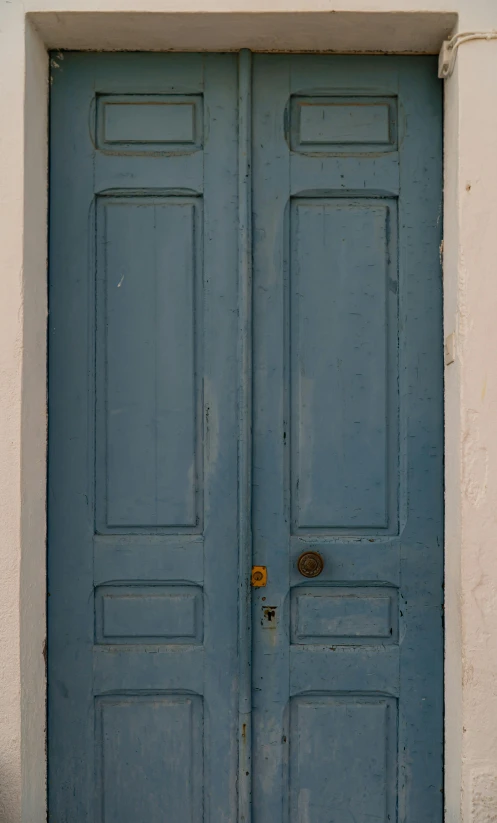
left=439, top=31, right=497, bottom=78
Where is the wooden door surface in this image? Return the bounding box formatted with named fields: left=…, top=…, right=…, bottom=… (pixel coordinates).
left=251, top=54, right=443, bottom=823
left=48, top=53, right=240, bottom=823
left=48, top=52, right=443, bottom=823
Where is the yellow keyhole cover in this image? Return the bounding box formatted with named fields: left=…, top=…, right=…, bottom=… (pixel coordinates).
left=251, top=566, right=267, bottom=587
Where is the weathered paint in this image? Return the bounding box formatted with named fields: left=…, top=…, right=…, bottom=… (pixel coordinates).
left=251, top=54, right=443, bottom=823
left=48, top=53, right=240, bottom=823
left=237, top=46, right=253, bottom=823
left=47, top=53, right=443, bottom=823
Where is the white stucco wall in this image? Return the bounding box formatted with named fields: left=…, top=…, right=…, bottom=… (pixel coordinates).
left=444, top=32, right=497, bottom=822
left=1, top=0, right=497, bottom=820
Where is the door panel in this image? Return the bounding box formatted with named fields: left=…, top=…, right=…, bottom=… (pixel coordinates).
left=49, top=53, right=442, bottom=823
left=48, top=53, right=239, bottom=823
left=290, top=197, right=398, bottom=533
left=96, top=196, right=202, bottom=531
left=252, top=54, right=443, bottom=823
left=290, top=695, right=397, bottom=823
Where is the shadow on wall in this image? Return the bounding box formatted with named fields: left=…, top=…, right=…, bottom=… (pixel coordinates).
left=0, top=755, right=21, bottom=823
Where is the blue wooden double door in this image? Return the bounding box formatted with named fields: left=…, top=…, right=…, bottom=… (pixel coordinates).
left=48, top=53, right=443, bottom=823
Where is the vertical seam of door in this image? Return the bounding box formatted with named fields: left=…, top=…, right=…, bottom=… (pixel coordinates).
left=237, top=47, right=253, bottom=823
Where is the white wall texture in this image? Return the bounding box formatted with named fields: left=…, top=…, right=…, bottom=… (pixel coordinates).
left=444, top=31, right=497, bottom=822
left=1, top=0, right=497, bottom=820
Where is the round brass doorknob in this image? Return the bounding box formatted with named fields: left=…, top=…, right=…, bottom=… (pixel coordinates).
left=297, top=551, right=324, bottom=578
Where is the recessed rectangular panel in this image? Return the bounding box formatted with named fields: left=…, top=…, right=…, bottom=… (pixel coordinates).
left=97, top=95, right=203, bottom=153
left=96, top=197, right=202, bottom=532
left=95, top=585, right=203, bottom=644
left=96, top=694, right=203, bottom=823
left=300, top=103, right=389, bottom=144
left=291, top=586, right=398, bottom=645
left=290, top=696, right=397, bottom=823
left=291, top=199, right=398, bottom=534
left=291, top=96, right=397, bottom=153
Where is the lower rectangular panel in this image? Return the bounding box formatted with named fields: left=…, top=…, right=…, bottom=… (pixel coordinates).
left=95, top=585, right=203, bottom=644
left=290, top=695, right=397, bottom=823
left=95, top=694, right=203, bottom=823
left=291, top=586, right=398, bottom=645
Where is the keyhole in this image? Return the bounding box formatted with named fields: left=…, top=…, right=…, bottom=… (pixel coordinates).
left=263, top=607, right=276, bottom=623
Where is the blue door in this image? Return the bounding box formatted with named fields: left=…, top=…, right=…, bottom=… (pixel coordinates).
left=48, top=53, right=443, bottom=823
left=251, top=55, right=443, bottom=823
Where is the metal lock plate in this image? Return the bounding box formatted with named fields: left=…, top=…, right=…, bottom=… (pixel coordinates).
left=251, top=566, right=267, bottom=587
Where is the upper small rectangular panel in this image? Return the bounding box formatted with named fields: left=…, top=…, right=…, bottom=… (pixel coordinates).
left=97, top=95, right=203, bottom=154
left=290, top=96, right=397, bottom=154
